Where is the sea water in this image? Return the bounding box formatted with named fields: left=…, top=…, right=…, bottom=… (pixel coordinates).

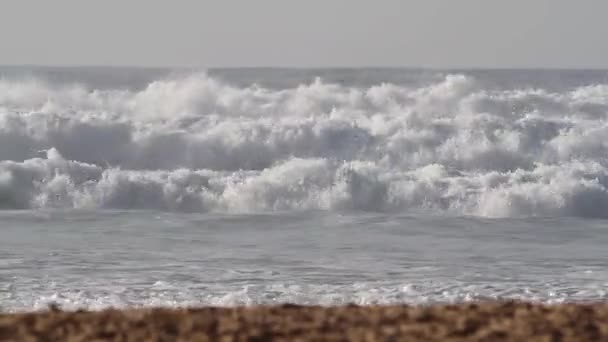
left=1, top=67, right=608, bottom=311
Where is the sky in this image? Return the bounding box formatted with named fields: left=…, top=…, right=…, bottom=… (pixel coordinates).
left=1, top=0, right=608, bottom=68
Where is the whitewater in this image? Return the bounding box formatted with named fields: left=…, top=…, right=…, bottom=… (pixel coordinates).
left=1, top=67, right=608, bottom=311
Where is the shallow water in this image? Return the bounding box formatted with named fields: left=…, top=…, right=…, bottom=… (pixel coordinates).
left=1, top=210, right=608, bottom=312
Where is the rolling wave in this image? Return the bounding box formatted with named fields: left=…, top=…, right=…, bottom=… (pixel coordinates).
left=1, top=72, right=608, bottom=217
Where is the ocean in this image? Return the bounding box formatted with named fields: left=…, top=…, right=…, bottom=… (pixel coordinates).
left=1, top=67, right=608, bottom=312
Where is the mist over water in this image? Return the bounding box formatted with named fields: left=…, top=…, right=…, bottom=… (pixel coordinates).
left=2, top=68, right=608, bottom=218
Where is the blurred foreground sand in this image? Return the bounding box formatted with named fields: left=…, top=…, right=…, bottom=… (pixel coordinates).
left=1, top=302, right=608, bottom=341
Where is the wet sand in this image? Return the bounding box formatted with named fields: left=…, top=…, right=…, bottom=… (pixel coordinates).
left=1, top=302, right=607, bottom=341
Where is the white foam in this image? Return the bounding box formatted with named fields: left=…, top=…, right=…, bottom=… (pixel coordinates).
left=4, top=280, right=603, bottom=312
left=1, top=72, right=608, bottom=217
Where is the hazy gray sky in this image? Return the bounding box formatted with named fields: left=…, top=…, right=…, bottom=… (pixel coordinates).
left=1, top=0, right=607, bottom=68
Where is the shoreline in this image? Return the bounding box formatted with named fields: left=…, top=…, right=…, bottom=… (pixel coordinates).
left=1, top=302, right=607, bottom=341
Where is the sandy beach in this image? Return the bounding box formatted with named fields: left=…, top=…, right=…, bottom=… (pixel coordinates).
left=1, top=302, right=607, bottom=341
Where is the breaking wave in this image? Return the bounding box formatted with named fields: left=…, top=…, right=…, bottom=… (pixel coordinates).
left=2, top=72, right=608, bottom=217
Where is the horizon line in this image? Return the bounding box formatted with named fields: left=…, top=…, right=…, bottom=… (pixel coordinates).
left=2, top=64, right=608, bottom=72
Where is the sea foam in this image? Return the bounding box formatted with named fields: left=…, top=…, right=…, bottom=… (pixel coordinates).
left=1, top=72, right=608, bottom=217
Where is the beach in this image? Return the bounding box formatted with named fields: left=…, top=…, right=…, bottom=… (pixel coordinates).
left=3, top=0, right=608, bottom=339
left=1, top=302, right=607, bottom=341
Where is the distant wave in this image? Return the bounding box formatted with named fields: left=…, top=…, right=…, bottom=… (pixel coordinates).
left=1, top=72, right=608, bottom=217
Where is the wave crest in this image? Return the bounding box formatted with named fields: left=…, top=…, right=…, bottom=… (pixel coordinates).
left=1, top=72, right=608, bottom=217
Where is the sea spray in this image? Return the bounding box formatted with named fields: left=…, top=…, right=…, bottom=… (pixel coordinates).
left=1, top=71, right=608, bottom=217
